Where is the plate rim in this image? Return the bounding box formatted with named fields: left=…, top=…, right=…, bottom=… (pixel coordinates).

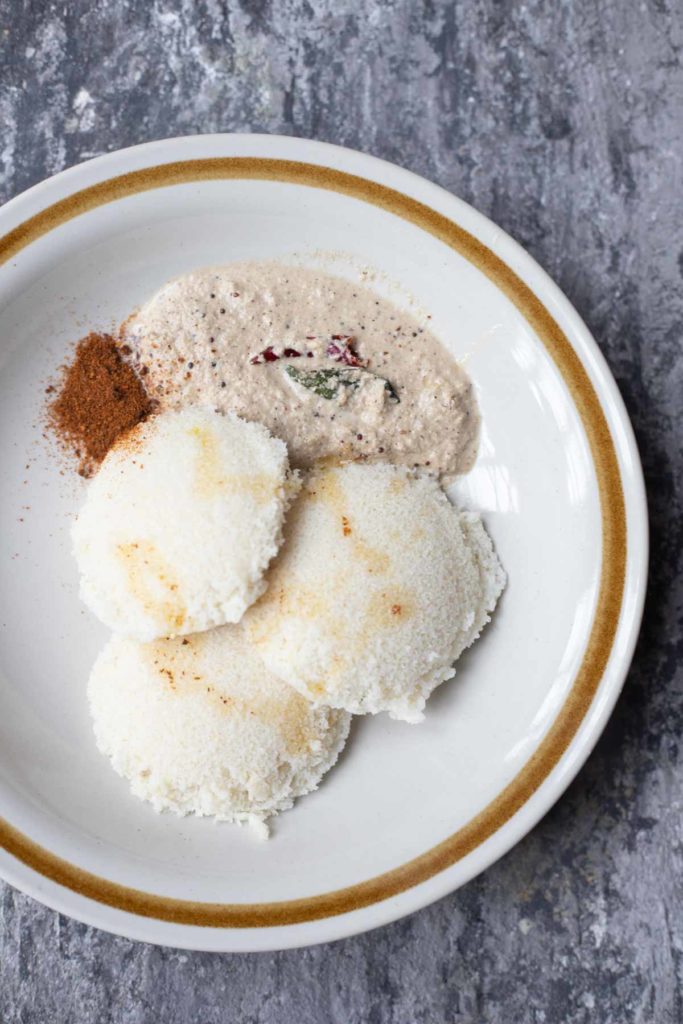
left=0, top=133, right=648, bottom=950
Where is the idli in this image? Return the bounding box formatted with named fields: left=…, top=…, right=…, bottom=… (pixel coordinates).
left=244, top=463, right=505, bottom=722
left=72, top=407, right=298, bottom=641
left=88, top=627, right=351, bottom=833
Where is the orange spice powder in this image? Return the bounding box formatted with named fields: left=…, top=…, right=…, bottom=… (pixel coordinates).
left=48, top=332, right=154, bottom=477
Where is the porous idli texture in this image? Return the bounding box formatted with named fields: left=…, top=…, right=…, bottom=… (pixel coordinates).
left=244, top=463, right=505, bottom=722
left=72, top=407, right=298, bottom=641
left=88, top=628, right=351, bottom=832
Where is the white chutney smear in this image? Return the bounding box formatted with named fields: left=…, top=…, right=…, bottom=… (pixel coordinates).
left=125, top=263, right=480, bottom=478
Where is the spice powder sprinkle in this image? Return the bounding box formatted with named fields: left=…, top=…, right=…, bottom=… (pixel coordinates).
left=47, top=332, right=154, bottom=477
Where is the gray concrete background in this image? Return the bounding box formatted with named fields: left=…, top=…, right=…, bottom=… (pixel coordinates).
left=0, top=1, right=681, bottom=1022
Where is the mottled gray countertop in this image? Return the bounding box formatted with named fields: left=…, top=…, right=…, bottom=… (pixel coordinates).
left=0, top=1, right=681, bottom=1022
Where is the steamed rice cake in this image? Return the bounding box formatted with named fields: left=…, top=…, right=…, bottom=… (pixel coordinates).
left=244, top=463, right=505, bottom=722
left=88, top=627, right=351, bottom=832
left=72, top=407, right=298, bottom=641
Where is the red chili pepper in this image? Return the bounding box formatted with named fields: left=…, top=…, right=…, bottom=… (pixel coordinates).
left=326, top=336, right=366, bottom=367
left=250, top=345, right=305, bottom=364
left=250, top=346, right=278, bottom=364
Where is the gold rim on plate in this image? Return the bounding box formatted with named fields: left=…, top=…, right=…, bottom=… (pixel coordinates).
left=0, top=158, right=626, bottom=928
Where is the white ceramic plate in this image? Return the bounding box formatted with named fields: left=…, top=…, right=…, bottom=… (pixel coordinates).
left=0, top=135, right=647, bottom=951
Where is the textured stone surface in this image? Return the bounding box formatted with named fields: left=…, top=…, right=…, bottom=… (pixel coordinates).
left=0, top=1, right=681, bottom=1021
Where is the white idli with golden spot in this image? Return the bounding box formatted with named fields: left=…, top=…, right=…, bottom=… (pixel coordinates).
left=245, top=462, right=505, bottom=722
left=72, top=407, right=298, bottom=641
left=88, top=628, right=351, bottom=832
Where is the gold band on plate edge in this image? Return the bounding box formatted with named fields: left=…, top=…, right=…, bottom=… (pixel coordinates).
left=0, top=158, right=626, bottom=928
